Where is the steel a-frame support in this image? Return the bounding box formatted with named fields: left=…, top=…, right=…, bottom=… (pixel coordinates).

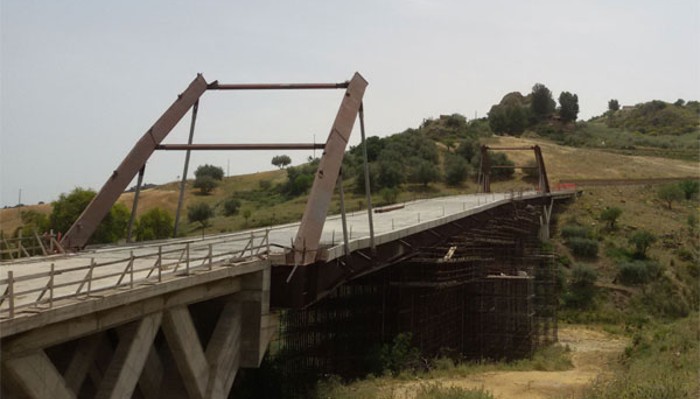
left=61, top=73, right=368, bottom=253
left=61, top=75, right=208, bottom=250
left=479, top=144, right=550, bottom=194
left=292, top=73, right=367, bottom=265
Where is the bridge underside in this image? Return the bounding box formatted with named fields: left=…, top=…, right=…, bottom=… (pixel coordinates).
left=1, top=262, right=275, bottom=399
left=254, top=198, right=560, bottom=395
left=271, top=195, right=560, bottom=308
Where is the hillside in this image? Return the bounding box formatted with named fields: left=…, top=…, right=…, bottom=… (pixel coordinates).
left=2, top=120, right=699, bottom=397
left=2, top=134, right=697, bottom=239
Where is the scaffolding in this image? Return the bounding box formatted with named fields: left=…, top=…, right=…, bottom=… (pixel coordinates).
left=242, top=200, right=558, bottom=397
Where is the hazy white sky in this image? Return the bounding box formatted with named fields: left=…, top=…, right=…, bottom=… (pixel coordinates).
left=1, top=0, right=698, bottom=206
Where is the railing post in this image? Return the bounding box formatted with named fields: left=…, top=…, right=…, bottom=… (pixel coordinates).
left=8, top=271, right=14, bottom=318
left=34, top=229, right=48, bottom=256
left=49, top=263, right=55, bottom=308
left=185, top=242, right=190, bottom=275
left=158, top=246, right=162, bottom=282
left=359, top=103, right=376, bottom=254
left=17, top=230, right=23, bottom=258
left=250, top=232, right=254, bottom=257
left=208, top=244, right=213, bottom=270
left=130, top=251, right=135, bottom=289
left=265, top=229, right=271, bottom=255
left=87, top=258, right=95, bottom=296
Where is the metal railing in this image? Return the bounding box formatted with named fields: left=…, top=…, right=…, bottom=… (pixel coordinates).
left=1, top=231, right=65, bottom=261
left=0, top=230, right=270, bottom=319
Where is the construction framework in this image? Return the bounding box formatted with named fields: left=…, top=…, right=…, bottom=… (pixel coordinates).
left=60, top=73, right=372, bottom=267
left=250, top=199, right=559, bottom=397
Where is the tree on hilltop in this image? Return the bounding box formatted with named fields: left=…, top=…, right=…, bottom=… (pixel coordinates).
left=558, top=92, right=579, bottom=123
left=531, top=83, right=556, bottom=120
left=194, top=164, right=224, bottom=181
left=193, top=164, right=224, bottom=195
left=271, top=155, right=292, bottom=169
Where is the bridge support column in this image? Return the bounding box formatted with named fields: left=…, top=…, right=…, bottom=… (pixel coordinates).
left=64, top=334, right=102, bottom=393
left=95, top=312, right=162, bottom=399
left=163, top=306, right=210, bottom=399
left=2, top=350, right=75, bottom=399
left=204, top=300, right=242, bottom=398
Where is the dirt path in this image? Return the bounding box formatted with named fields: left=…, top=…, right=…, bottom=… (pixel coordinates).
left=392, top=327, right=628, bottom=399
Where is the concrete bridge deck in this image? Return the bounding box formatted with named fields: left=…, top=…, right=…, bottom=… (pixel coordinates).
left=0, top=190, right=556, bottom=320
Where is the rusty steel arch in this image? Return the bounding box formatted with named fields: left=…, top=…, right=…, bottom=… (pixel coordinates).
left=61, top=73, right=369, bottom=256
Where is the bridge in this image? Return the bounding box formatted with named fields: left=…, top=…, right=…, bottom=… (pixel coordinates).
left=0, top=73, right=576, bottom=398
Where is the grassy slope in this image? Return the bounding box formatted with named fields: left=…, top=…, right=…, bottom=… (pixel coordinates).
left=3, top=136, right=697, bottom=236
left=552, top=120, right=700, bottom=161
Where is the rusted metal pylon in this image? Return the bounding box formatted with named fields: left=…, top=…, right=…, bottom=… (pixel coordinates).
left=61, top=73, right=369, bottom=254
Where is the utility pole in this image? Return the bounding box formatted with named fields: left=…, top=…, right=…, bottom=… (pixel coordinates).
left=17, top=188, right=22, bottom=217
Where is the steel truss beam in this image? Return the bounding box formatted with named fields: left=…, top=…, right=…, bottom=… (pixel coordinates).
left=156, top=143, right=325, bottom=151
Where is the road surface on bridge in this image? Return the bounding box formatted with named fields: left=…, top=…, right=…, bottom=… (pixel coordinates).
left=0, top=191, right=548, bottom=318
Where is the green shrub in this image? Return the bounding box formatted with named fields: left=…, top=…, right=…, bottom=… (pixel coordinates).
left=258, top=179, right=272, bottom=190
left=564, top=264, right=598, bottom=308
left=582, top=373, right=690, bottom=399
left=567, top=237, right=599, bottom=258
left=188, top=202, right=213, bottom=229
left=616, top=260, right=661, bottom=285
left=678, top=179, right=699, bottom=200
left=380, top=187, right=399, bottom=205
left=600, top=207, right=623, bottom=230
left=50, top=187, right=129, bottom=244
left=223, top=198, right=241, bottom=216
left=561, top=224, right=589, bottom=240
left=629, top=230, right=656, bottom=258
left=444, top=154, right=469, bottom=186
left=571, top=264, right=598, bottom=287
left=379, top=333, right=421, bottom=376
left=135, top=208, right=173, bottom=241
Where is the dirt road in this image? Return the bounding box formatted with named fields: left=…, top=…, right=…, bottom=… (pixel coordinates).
left=392, top=327, right=628, bottom=399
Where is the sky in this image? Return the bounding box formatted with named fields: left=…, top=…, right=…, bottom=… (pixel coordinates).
left=1, top=0, right=698, bottom=206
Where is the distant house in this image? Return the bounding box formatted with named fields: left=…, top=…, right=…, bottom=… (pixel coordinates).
left=621, top=105, right=637, bottom=111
